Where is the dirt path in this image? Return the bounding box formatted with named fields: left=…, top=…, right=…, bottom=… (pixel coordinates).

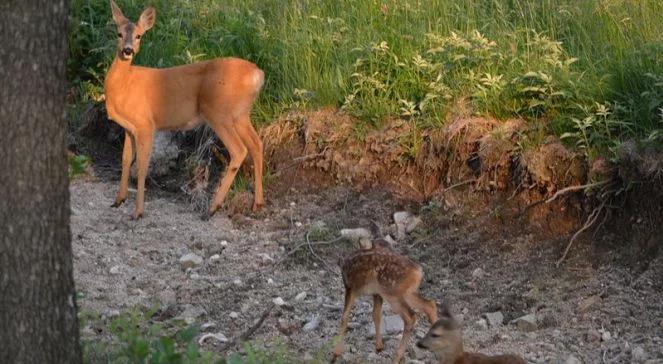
left=71, top=178, right=663, bottom=363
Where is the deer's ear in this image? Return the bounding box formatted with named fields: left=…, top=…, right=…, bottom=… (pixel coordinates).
left=138, top=6, right=156, bottom=32
left=110, top=0, right=128, bottom=26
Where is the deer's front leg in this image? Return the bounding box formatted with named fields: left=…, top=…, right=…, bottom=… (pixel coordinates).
left=112, top=131, right=135, bottom=207
left=132, top=130, right=153, bottom=219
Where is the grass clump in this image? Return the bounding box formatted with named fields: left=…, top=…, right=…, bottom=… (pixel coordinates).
left=68, top=0, right=663, bottom=157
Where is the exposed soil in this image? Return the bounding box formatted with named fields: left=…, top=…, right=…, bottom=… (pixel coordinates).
left=71, top=174, right=663, bottom=363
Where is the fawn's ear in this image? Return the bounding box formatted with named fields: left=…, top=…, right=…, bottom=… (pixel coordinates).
left=110, top=0, right=128, bottom=26
left=138, top=6, right=156, bottom=32
left=440, top=301, right=453, bottom=318
left=438, top=301, right=460, bottom=329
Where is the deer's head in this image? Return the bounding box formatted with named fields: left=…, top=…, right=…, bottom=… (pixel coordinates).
left=416, top=302, right=463, bottom=360
left=110, top=0, right=155, bottom=61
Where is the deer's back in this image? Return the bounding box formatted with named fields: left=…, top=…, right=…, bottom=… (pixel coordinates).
left=341, top=248, right=422, bottom=294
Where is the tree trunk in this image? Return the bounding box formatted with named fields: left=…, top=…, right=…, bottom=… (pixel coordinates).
left=0, top=1, right=82, bottom=363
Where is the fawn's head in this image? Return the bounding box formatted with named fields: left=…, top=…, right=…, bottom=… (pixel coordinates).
left=417, top=303, right=463, bottom=359
left=110, top=0, right=156, bottom=61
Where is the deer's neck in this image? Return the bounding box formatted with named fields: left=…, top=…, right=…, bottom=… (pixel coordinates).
left=105, top=55, right=133, bottom=93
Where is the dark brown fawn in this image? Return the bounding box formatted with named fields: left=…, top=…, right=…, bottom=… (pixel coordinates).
left=333, top=239, right=438, bottom=363
left=417, top=303, right=526, bottom=364
left=105, top=1, right=265, bottom=219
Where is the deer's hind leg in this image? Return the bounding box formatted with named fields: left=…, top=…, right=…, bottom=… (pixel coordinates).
left=234, top=114, right=264, bottom=211
left=332, top=287, right=358, bottom=362
left=206, top=118, right=247, bottom=216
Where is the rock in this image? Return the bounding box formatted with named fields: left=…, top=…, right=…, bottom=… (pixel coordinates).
left=340, top=228, right=372, bottom=242
left=178, top=304, right=206, bottom=324
left=578, top=295, right=601, bottom=313
left=201, top=322, right=216, bottom=330
left=512, top=314, right=538, bottom=332
left=368, top=314, right=403, bottom=336
left=412, top=345, right=428, bottom=360
left=109, top=265, right=121, bottom=275
left=406, top=361, right=426, bottom=364
left=229, top=312, right=239, bottom=319
left=632, top=346, right=647, bottom=363
left=303, top=315, right=319, bottom=332
left=471, top=267, right=485, bottom=279
left=564, top=354, right=582, bottom=364
left=600, top=329, right=611, bottom=342
left=394, top=211, right=421, bottom=239
left=295, top=292, right=307, bottom=301
left=383, top=235, right=397, bottom=246
left=259, top=253, right=274, bottom=263
left=586, top=329, right=601, bottom=343
left=102, top=308, right=120, bottom=319
left=475, top=318, right=488, bottom=330
left=233, top=278, right=242, bottom=286
left=220, top=240, right=229, bottom=247
left=198, top=332, right=228, bottom=345
left=158, top=289, right=177, bottom=306
left=484, top=311, right=504, bottom=327
left=179, top=253, right=203, bottom=270
left=272, top=297, right=286, bottom=306
left=209, top=254, right=221, bottom=262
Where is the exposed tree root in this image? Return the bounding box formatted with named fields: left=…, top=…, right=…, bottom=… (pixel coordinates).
left=516, top=180, right=608, bottom=218
left=556, top=199, right=607, bottom=267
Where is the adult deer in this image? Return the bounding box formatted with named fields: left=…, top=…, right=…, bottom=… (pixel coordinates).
left=104, top=1, right=265, bottom=219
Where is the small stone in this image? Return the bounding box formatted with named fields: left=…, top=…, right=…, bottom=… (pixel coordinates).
left=632, top=346, right=647, bottom=363
left=600, top=329, right=611, bottom=342
left=198, top=332, right=228, bottom=345
left=368, top=314, right=403, bottom=336
left=383, top=235, right=397, bottom=246
left=102, top=308, right=120, bottom=319
left=340, top=228, right=372, bottom=242
left=158, top=289, right=176, bottom=306
left=475, top=318, right=488, bottom=330
left=513, top=314, right=538, bottom=332
left=220, top=240, right=229, bottom=247
left=471, top=267, right=485, bottom=279
left=260, top=253, right=274, bottom=263
left=233, top=279, right=242, bottom=286
left=295, top=292, right=307, bottom=301
left=295, top=221, right=303, bottom=227
left=413, top=345, right=428, bottom=359
left=290, top=201, right=296, bottom=207
left=179, top=253, right=203, bottom=270
left=272, top=297, right=286, bottom=306
left=564, top=354, right=582, bottom=364
left=229, top=312, right=239, bottom=319
left=303, top=315, right=319, bottom=332
left=394, top=211, right=421, bottom=239
left=267, top=278, right=275, bottom=285
left=189, top=273, right=200, bottom=280
left=484, top=311, right=504, bottom=327
left=406, top=360, right=426, bottom=364
left=209, top=254, right=221, bottom=262
left=201, top=322, right=216, bottom=330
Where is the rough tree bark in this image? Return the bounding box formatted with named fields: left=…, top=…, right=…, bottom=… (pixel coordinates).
left=0, top=0, right=82, bottom=363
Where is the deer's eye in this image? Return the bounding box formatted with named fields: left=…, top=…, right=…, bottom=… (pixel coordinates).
left=117, top=33, right=122, bottom=38
left=431, top=333, right=441, bottom=337
left=136, top=34, right=141, bottom=40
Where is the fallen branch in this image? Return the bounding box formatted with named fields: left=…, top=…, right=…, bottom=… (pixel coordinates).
left=556, top=199, right=606, bottom=267
left=305, top=231, right=336, bottom=272
left=219, top=304, right=274, bottom=352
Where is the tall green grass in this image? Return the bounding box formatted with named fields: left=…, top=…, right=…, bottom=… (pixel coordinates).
left=69, top=0, right=662, bottom=154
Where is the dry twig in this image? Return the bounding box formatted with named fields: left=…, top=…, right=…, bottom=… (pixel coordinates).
left=556, top=199, right=607, bottom=267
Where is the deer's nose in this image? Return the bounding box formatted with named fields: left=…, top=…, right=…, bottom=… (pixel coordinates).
left=122, top=47, right=134, bottom=56
left=416, top=341, right=426, bottom=349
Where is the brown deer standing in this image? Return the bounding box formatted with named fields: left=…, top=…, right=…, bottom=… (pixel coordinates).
left=333, top=239, right=438, bottom=363
left=104, top=1, right=265, bottom=219
left=417, top=303, right=526, bottom=364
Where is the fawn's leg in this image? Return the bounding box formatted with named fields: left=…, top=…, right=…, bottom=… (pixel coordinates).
left=373, top=295, right=384, bottom=352
left=332, top=288, right=357, bottom=361
left=384, top=295, right=415, bottom=364
left=234, top=114, right=264, bottom=211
